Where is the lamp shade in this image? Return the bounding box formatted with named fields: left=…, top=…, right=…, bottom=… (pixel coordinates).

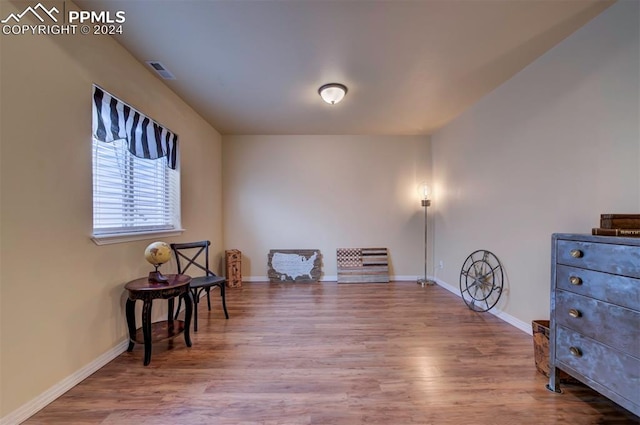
left=318, top=83, right=347, bottom=105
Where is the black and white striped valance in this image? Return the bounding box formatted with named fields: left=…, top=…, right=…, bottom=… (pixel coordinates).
left=92, top=85, right=178, bottom=170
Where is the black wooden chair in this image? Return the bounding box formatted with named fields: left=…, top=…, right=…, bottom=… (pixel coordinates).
left=171, top=241, right=229, bottom=331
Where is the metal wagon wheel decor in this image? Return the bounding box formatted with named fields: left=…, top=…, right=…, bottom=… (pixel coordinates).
left=459, top=250, right=504, bottom=312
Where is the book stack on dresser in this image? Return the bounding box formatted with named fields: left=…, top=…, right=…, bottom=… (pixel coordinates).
left=592, top=214, right=640, bottom=237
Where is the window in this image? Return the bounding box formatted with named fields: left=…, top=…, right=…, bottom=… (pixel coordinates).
left=92, top=85, right=181, bottom=244
left=92, top=139, right=180, bottom=237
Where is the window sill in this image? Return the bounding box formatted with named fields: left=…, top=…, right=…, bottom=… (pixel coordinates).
left=91, top=229, right=185, bottom=246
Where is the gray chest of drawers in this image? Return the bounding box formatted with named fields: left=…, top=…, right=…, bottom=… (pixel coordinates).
left=549, top=233, right=640, bottom=416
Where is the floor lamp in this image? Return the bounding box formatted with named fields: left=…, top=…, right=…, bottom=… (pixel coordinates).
left=417, top=184, right=435, bottom=287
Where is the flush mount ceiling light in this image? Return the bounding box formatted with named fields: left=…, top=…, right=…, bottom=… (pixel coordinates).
left=318, top=83, right=348, bottom=105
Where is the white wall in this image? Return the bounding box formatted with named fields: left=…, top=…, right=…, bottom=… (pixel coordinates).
left=431, top=0, right=639, bottom=326
left=222, top=135, right=432, bottom=280
left=0, top=1, right=224, bottom=419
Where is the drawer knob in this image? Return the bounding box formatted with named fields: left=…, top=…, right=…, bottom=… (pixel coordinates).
left=569, top=276, right=582, bottom=285
left=569, top=309, right=582, bottom=318
left=570, top=249, right=584, bottom=258
left=569, top=346, right=582, bottom=357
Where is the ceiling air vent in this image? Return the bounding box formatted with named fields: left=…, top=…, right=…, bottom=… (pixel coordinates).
left=146, top=61, right=176, bottom=80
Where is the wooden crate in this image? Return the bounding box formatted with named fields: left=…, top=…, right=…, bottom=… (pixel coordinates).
left=225, top=249, right=242, bottom=288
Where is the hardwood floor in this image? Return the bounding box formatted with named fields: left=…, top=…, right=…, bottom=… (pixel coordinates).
left=24, top=282, right=639, bottom=424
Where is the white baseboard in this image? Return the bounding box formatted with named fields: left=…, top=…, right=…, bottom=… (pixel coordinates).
left=432, top=277, right=532, bottom=335
left=0, top=339, right=129, bottom=425
left=392, top=275, right=421, bottom=281
left=244, top=276, right=269, bottom=282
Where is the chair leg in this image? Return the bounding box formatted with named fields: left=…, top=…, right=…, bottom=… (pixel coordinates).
left=220, top=284, right=229, bottom=319
left=206, top=287, right=212, bottom=311
left=174, top=297, right=183, bottom=320
left=192, top=288, right=199, bottom=332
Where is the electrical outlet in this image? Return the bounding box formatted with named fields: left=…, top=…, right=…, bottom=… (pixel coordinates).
left=438, top=260, right=444, bottom=269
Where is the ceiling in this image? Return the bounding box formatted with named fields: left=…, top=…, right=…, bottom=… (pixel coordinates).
left=76, top=0, right=614, bottom=136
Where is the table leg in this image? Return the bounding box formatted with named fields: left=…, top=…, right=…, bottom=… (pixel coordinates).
left=125, top=298, right=136, bottom=352
left=167, top=298, right=175, bottom=333
left=141, top=300, right=153, bottom=366
left=183, top=292, right=193, bottom=347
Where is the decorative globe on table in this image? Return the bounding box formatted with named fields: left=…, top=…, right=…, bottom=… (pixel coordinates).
left=144, top=241, right=172, bottom=283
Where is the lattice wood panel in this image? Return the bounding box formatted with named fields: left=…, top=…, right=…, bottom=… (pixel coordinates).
left=337, top=247, right=389, bottom=283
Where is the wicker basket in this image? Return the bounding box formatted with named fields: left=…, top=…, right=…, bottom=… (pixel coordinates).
left=532, top=320, right=580, bottom=384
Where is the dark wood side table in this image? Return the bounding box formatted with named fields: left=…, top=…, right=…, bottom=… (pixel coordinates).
left=125, top=274, right=193, bottom=366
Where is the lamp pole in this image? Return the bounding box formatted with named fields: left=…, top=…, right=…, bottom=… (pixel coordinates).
left=417, top=197, right=434, bottom=287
